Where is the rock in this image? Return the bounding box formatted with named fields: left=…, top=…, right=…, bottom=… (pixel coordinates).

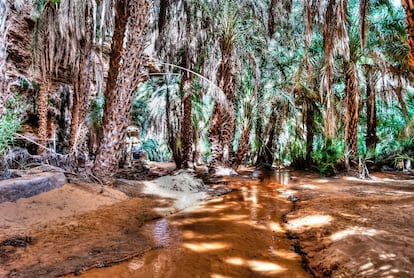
left=0, top=172, right=67, bottom=203
left=6, top=3, right=34, bottom=80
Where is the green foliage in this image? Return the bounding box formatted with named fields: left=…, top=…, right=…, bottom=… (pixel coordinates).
left=87, top=95, right=104, bottom=133
left=312, top=138, right=344, bottom=176
left=141, top=138, right=171, bottom=162
left=33, top=0, right=60, bottom=13
left=0, top=95, right=23, bottom=158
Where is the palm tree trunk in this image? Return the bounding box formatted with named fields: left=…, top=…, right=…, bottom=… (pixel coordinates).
left=37, top=83, right=49, bottom=154
left=208, top=44, right=236, bottom=169
left=233, top=120, right=251, bottom=168
left=255, top=101, right=285, bottom=169
left=233, top=52, right=259, bottom=168
left=345, top=62, right=360, bottom=160
left=93, top=0, right=150, bottom=177
left=402, top=0, right=414, bottom=77
left=365, top=69, right=377, bottom=153
left=166, top=87, right=182, bottom=168
left=69, top=2, right=94, bottom=152
left=177, top=47, right=192, bottom=169
left=305, top=100, right=315, bottom=166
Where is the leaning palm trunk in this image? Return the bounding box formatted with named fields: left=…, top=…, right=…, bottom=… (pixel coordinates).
left=0, top=0, right=8, bottom=114
left=345, top=61, right=360, bottom=162
left=402, top=0, right=414, bottom=78
left=93, top=0, right=150, bottom=177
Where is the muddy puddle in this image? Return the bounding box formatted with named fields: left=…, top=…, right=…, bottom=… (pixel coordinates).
left=75, top=171, right=310, bottom=278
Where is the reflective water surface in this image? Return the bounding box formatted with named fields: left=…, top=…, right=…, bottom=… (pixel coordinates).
left=78, top=171, right=309, bottom=277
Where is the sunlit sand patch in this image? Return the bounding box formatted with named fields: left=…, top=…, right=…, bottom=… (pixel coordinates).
left=226, top=257, right=244, bottom=265
left=208, top=197, right=225, bottom=203
left=330, top=226, right=378, bottom=241
left=301, top=184, right=318, bottom=189
left=287, top=215, right=333, bottom=230
left=211, top=274, right=232, bottom=278
left=277, top=189, right=298, bottom=198
left=225, top=257, right=286, bottom=274
left=315, top=179, right=329, bottom=183
left=249, top=260, right=286, bottom=273
left=267, top=221, right=284, bottom=233
left=220, top=214, right=249, bottom=221
left=338, top=212, right=360, bottom=218
left=181, top=231, right=223, bottom=240
left=128, top=259, right=144, bottom=271
left=269, top=248, right=301, bottom=260
left=379, top=253, right=397, bottom=259
left=183, top=242, right=229, bottom=252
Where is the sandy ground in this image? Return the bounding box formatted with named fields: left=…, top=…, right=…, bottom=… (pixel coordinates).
left=0, top=170, right=218, bottom=277
left=284, top=171, right=414, bottom=277
left=0, top=166, right=413, bottom=277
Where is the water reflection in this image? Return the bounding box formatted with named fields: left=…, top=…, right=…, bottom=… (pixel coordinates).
left=252, top=170, right=291, bottom=185
left=78, top=170, right=308, bottom=278
left=145, top=218, right=178, bottom=247
left=273, top=170, right=290, bottom=185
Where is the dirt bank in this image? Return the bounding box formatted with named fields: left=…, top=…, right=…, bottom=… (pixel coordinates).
left=284, top=171, right=414, bottom=277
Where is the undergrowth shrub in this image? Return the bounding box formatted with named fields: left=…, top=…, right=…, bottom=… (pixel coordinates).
left=0, top=95, right=23, bottom=178
left=312, top=138, right=344, bottom=176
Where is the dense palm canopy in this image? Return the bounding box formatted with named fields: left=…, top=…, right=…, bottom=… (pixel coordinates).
left=0, top=0, right=413, bottom=177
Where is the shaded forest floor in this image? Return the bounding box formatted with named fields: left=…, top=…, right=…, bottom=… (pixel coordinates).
left=0, top=163, right=413, bottom=277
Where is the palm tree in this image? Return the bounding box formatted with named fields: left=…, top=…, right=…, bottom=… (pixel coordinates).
left=208, top=3, right=239, bottom=170
left=68, top=1, right=94, bottom=155
left=179, top=48, right=194, bottom=168
left=93, top=0, right=151, bottom=177
left=33, top=0, right=97, bottom=156
left=402, top=0, right=414, bottom=77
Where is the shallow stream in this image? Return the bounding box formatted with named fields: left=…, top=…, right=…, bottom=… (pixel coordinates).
left=78, top=171, right=310, bottom=277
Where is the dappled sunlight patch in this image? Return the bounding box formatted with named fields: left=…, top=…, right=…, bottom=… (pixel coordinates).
left=249, top=260, right=286, bottom=273
left=277, top=189, right=298, bottom=198
left=330, top=226, right=378, bottom=241
left=207, top=197, right=225, bottom=203
left=182, top=242, right=229, bottom=252
left=225, top=257, right=286, bottom=274
left=379, top=253, right=397, bottom=259
left=269, top=248, right=301, bottom=260
left=344, top=176, right=363, bottom=182
left=287, top=215, right=333, bottom=230
left=226, top=257, right=244, bottom=265
left=315, top=179, right=330, bottom=183
left=181, top=230, right=223, bottom=240
left=359, top=259, right=401, bottom=276
left=267, top=221, right=284, bottom=233
left=301, top=184, right=319, bottom=189
left=211, top=274, right=232, bottom=278
left=128, top=258, right=144, bottom=271
left=220, top=214, right=249, bottom=221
